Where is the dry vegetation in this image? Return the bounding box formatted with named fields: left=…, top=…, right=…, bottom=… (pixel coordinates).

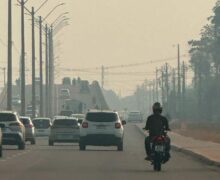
left=170, top=121, right=220, bottom=144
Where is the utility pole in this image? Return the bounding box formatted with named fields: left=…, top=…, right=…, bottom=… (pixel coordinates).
left=45, top=25, right=49, bottom=117
left=48, top=27, right=54, bottom=117
left=51, top=27, right=55, bottom=117
left=39, top=16, right=43, bottom=116
left=165, top=63, right=169, bottom=112
left=155, top=68, right=159, bottom=101
left=3, top=68, right=6, bottom=86
left=48, top=28, right=52, bottom=117
left=20, top=0, right=26, bottom=115
left=172, top=69, right=176, bottom=117
left=101, top=65, right=104, bottom=89
left=31, top=7, right=36, bottom=118
left=152, top=80, right=156, bottom=103
left=161, top=67, right=165, bottom=106
left=177, top=44, right=181, bottom=118
left=182, top=61, right=186, bottom=118
left=7, top=0, right=12, bottom=110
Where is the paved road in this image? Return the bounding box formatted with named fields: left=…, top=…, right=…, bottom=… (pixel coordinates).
left=0, top=124, right=220, bottom=180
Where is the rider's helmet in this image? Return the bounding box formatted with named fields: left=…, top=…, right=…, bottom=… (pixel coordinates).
left=152, top=102, right=162, bottom=114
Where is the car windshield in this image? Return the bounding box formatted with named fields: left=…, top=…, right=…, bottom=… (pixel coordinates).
left=0, top=113, right=16, bottom=122
left=33, top=119, right=50, bottom=128
left=86, top=112, right=118, bottom=122
left=53, top=119, right=78, bottom=126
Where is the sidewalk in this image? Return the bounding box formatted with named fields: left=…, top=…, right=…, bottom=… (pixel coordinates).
left=135, top=123, right=220, bottom=167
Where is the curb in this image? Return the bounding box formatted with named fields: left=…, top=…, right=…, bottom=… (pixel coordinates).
left=135, top=124, right=220, bottom=167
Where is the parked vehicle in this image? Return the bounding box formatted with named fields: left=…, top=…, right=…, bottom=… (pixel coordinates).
left=20, top=116, right=36, bottom=144
left=32, top=118, right=52, bottom=136
left=49, top=117, right=80, bottom=146
left=0, top=111, right=26, bottom=150
left=79, top=111, right=126, bottom=151
left=0, top=128, right=2, bottom=157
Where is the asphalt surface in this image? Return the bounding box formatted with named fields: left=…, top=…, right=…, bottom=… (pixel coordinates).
left=0, top=124, right=220, bottom=180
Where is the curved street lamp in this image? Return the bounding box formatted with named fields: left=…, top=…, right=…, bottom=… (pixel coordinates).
left=51, top=12, right=69, bottom=25
left=43, top=3, right=65, bottom=22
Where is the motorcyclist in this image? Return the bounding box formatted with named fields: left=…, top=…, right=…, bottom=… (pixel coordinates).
left=143, top=102, right=171, bottom=161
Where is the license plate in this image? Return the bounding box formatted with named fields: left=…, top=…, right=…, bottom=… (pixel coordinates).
left=155, top=145, right=164, bottom=152
left=96, top=125, right=106, bottom=129
left=57, top=135, right=72, bottom=139
left=38, top=130, right=45, bottom=132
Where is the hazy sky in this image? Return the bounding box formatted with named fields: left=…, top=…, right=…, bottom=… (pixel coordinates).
left=0, top=0, right=217, bottom=96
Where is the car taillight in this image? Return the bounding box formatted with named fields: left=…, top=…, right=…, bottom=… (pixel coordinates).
left=82, top=122, right=88, bottom=128
left=115, top=122, right=121, bottom=129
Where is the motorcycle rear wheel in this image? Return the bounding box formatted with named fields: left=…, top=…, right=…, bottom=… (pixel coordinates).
left=153, top=161, right=161, bottom=171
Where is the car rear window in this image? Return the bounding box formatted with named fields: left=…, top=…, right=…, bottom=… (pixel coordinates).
left=53, top=119, right=78, bottom=126
left=33, top=119, right=50, bottom=128
left=20, top=118, right=30, bottom=125
left=0, top=113, right=16, bottom=122
left=86, top=112, right=118, bottom=122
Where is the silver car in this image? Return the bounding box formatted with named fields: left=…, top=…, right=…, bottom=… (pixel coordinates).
left=49, top=117, right=80, bottom=146
left=0, top=111, right=26, bottom=150
left=20, top=116, right=36, bottom=144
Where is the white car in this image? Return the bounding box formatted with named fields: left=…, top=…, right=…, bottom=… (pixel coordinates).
left=79, top=111, right=126, bottom=151
left=0, top=111, right=26, bottom=150
left=32, top=118, right=52, bottom=136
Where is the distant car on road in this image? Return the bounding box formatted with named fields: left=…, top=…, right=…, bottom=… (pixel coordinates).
left=79, top=111, right=126, bottom=151
left=0, top=128, right=2, bottom=157
left=20, top=116, right=36, bottom=144
left=127, top=111, right=143, bottom=123
left=0, top=111, right=26, bottom=150
left=60, top=110, right=73, bottom=117
left=71, top=114, right=85, bottom=124
left=32, top=118, right=52, bottom=136
left=12, top=96, right=21, bottom=106
left=49, top=117, right=80, bottom=146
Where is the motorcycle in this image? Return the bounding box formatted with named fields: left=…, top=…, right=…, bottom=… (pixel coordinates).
left=150, top=134, right=168, bottom=171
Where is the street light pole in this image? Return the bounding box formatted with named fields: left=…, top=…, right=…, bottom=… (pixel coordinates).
left=48, top=28, right=53, bottom=117
left=7, top=0, right=12, bottom=110
left=177, top=44, right=181, bottom=118
left=31, top=7, right=36, bottom=118
left=20, top=0, right=26, bottom=115
left=45, top=25, right=49, bottom=117
left=39, top=16, right=43, bottom=116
